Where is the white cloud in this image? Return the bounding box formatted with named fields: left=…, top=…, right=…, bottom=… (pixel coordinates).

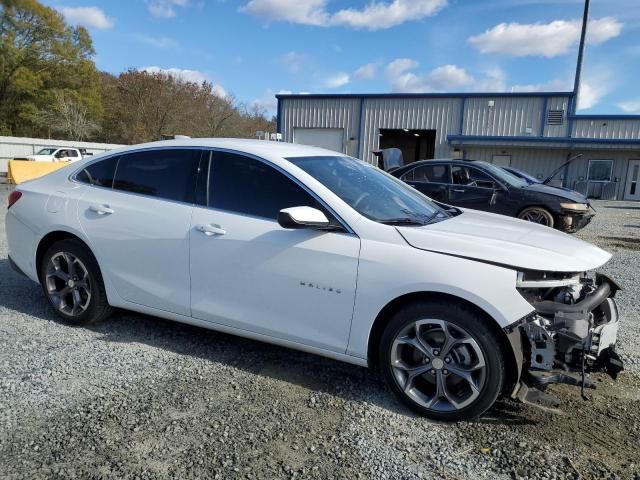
left=577, top=81, right=605, bottom=110
left=140, top=66, right=228, bottom=97
left=147, top=0, right=189, bottom=18
left=474, top=67, right=508, bottom=92
left=134, top=34, right=177, bottom=49
left=60, top=6, right=114, bottom=29
left=279, top=51, right=306, bottom=74
left=386, top=59, right=473, bottom=92
left=324, top=72, right=350, bottom=88
left=353, top=63, right=378, bottom=81
left=251, top=89, right=292, bottom=113
left=618, top=99, right=640, bottom=114
left=241, top=0, right=447, bottom=30
left=141, top=66, right=208, bottom=84
left=469, top=17, right=622, bottom=57
left=511, top=78, right=572, bottom=92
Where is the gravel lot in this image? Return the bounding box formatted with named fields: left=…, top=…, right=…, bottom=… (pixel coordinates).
left=0, top=184, right=638, bottom=480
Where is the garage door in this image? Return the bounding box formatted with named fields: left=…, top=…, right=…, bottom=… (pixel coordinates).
left=293, top=128, right=344, bottom=153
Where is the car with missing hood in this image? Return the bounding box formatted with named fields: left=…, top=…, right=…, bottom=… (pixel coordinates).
left=391, top=158, right=594, bottom=233
left=5, top=139, right=622, bottom=421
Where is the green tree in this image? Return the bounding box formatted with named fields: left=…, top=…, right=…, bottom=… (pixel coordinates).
left=0, top=0, right=101, bottom=138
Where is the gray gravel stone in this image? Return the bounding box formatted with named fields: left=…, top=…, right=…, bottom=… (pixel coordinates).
left=0, top=186, right=638, bottom=479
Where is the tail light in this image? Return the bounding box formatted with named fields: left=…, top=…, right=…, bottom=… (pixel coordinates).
left=8, top=190, right=22, bottom=209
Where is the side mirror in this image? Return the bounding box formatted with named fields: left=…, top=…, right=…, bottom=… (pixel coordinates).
left=278, top=206, right=331, bottom=230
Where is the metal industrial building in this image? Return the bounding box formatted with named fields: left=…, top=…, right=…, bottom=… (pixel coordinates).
left=276, top=91, right=640, bottom=201
left=276, top=0, right=639, bottom=201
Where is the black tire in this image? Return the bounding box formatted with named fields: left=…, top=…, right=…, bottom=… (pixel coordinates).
left=39, top=239, right=114, bottom=325
left=517, top=206, right=555, bottom=228
left=379, top=301, right=505, bottom=422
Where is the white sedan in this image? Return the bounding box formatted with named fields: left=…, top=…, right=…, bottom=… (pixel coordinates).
left=5, top=139, right=622, bottom=421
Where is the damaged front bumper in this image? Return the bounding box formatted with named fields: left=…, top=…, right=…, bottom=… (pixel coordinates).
left=508, top=273, right=623, bottom=408
left=558, top=208, right=595, bottom=233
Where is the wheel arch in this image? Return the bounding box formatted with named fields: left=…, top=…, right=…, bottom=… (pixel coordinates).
left=36, top=230, right=97, bottom=281
left=366, top=291, right=520, bottom=396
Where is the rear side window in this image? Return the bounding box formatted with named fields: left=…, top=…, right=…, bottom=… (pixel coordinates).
left=113, top=149, right=202, bottom=203
left=209, top=152, right=319, bottom=220
left=403, top=164, right=450, bottom=183
left=75, top=156, right=118, bottom=187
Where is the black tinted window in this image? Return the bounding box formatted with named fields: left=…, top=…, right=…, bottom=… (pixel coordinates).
left=75, top=156, right=118, bottom=187
left=404, top=164, right=449, bottom=183
left=210, top=152, right=319, bottom=219
left=113, top=149, right=201, bottom=202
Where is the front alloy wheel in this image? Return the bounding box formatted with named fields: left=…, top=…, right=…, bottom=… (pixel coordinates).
left=390, top=319, right=487, bottom=412
left=380, top=301, right=505, bottom=421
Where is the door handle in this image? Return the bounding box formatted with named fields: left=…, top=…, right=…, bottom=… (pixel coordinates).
left=89, top=204, right=114, bottom=215
left=453, top=188, right=466, bottom=193
left=197, top=224, right=226, bottom=236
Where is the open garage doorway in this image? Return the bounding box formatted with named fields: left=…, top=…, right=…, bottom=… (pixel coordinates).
left=378, top=129, right=436, bottom=164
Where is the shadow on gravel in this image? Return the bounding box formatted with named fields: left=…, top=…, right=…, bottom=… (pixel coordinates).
left=0, top=258, right=415, bottom=418
left=0, top=256, right=544, bottom=426
left=602, top=205, right=640, bottom=210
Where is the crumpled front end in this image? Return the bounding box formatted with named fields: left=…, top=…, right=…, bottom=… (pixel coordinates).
left=511, top=271, right=623, bottom=407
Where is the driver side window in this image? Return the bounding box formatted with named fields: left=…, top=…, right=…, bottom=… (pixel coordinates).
left=209, top=152, right=325, bottom=221
left=451, top=166, right=496, bottom=188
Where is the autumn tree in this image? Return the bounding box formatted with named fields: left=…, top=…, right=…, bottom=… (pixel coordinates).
left=99, top=69, right=276, bottom=144
left=0, top=0, right=101, bottom=137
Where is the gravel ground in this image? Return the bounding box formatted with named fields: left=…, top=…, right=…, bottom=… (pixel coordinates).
left=0, top=186, right=638, bottom=480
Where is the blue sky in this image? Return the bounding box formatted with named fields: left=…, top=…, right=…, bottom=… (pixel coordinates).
left=44, top=0, right=640, bottom=115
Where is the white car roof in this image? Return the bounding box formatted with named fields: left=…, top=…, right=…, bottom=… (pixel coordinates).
left=105, top=138, right=343, bottom=160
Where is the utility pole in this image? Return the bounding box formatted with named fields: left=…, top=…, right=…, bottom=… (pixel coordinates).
left=573, top=0, right=590, bottom=112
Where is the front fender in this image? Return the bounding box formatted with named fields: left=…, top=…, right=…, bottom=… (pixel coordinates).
left=346, top=240, right=534, bottom=359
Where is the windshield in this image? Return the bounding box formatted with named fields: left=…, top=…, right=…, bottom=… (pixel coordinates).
left=36, top=148, right=57, bottom=155
left=473, top=161, right=528, bottom=188
left=288, top=155, right=448, bottom=224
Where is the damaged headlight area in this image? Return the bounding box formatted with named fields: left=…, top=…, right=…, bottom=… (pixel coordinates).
left=513, top=270, right=623, bottom=407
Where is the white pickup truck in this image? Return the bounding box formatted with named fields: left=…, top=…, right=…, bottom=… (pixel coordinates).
left=17, top=147, right=90, bottom=163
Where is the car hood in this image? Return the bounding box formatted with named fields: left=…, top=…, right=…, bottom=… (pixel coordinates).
left=522, top=182, right=588, bottom=203
left=397, top=209, right=610, bottom=272
left=25, top=154, right=54, bottom=161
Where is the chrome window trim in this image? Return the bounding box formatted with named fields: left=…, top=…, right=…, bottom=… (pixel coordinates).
left=205, top=147, right=356, bottom=236
left=69, top=145, right=357, bottom=236
left=69, top=146, right=206, bottom=208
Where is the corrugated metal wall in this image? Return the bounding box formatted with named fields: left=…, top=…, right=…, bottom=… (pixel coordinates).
left=463, top=96, right=547, bottom=137
left=278, top=95, right=639, bottom=199
left=572, top=118, right=640, bottom=139
left=544, top=97, right=570, bottom=137
left=360, top=97, right=461, bottom=163
left=464, top=147, right=567, bottom=181
left=278, top=97, right=360, bottom=157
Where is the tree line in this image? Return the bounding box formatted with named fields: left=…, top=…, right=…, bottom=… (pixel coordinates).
left=0, top=0, right=275, bottom=144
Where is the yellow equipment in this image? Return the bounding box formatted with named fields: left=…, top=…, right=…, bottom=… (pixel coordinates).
left=7, top=160, right=71, bottom=184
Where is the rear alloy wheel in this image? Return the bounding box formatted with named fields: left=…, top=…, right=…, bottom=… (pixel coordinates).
left=40, top=239, right=113, bottom=325
left=45, top=251, right=92, bottom=316
left=518, top=207, right=555, bottom=228
left=380, top=302, right=504, bottom=421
